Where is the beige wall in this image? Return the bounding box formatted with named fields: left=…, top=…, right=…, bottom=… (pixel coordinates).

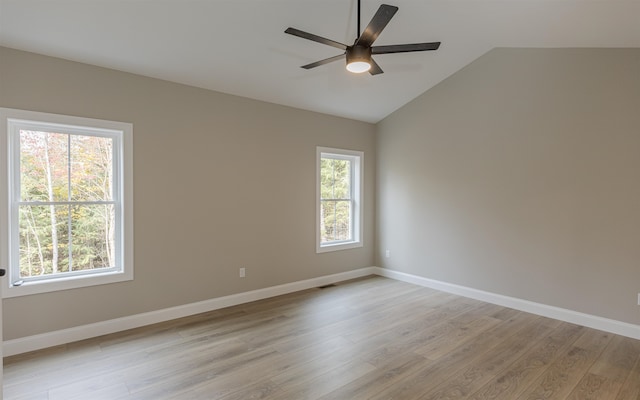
left=3, top=45, right=639, bottom=341
left=0, top=47, right=376, bottom=340
left=377, top=48, right=640, bottom=325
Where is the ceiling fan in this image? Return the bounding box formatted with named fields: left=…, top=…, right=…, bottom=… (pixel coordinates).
left=285, top=0, right=441, bottom=75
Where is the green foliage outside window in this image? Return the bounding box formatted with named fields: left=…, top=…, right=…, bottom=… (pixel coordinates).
left=18, top=130, right=115, bottom=278
left=320, top=157, right=352, bottom=243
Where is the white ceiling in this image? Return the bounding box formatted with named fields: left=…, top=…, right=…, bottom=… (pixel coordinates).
left=1, top=0, right=639, bottom=123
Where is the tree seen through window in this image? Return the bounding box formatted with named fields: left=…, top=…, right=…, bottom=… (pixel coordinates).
left=320, top=157, right=352, bottom=243
left=18, top=130, right=115, bottom=278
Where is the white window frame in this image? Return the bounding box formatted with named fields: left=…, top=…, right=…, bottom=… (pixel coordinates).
left=0, top=108, right=134, bottom=298
left=316, top=147, right=363, bottom=253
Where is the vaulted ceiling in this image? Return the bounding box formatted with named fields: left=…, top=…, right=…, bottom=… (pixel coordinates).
left=1, top=1, right=639, bottom=123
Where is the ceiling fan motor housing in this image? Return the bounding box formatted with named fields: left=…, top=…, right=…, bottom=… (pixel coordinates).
left=346, top=45, right=372, bottom=65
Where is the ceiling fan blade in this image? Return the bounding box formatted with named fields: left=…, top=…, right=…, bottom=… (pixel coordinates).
left=285, top=28, right=348, bottom=50
left=372, top=42, right=441, bottom=54
left=355, top=4, right=398, bottom=48
left=301, top=54, right=345, bottom=69
left=368, top=58, right=384, bottom=75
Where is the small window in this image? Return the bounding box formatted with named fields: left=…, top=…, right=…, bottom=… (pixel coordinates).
left=0, top=108, right=133, bottom=297
left=317, top=147, right=363, bottom=253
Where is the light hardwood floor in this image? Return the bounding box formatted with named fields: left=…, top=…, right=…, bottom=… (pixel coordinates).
left=4, top=276, right=640, bottom=399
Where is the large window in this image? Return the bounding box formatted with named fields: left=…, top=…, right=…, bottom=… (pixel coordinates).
left=0, top=108, right=133, bottom=297
left=317, top=147, right=363, bottom=253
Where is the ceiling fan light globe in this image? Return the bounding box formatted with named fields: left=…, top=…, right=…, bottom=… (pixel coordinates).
left=346, top=61, right=371, bottom=73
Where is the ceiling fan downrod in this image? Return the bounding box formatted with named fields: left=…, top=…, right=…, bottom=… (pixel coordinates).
left=357, top=0, right=361, bottom=39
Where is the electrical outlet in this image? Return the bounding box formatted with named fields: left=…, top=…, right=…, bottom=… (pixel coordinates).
left=239, top=268, right=246, bottom=278
left=385, top=249, right=390, bottom=258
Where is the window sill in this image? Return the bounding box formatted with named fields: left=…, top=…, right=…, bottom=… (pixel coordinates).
left=2, top=270, right=133, bottom=298
left=316, top=241, right=363, bottom=254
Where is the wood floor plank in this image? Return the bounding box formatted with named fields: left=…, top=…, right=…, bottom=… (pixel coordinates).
left=316, top=352, right=430, bottom=400
left=269, top=358, right=376, bottom=400
left=367, top=311, right=547, bottom=400
left=515, top=329, right=613, bottom=400
left=126, top=347, right=285, bottom=399
left=177, top=378, right=284, bottom=400
left=4, top=276, right=640, bottom=400
left=466, top=322, right=585, bottom=400
left=415, top=316, right=501, bottom=361
left=61, top=382, right=131, bottom=400
left=615, top=354, right=640, bottom=400
left=590, top=335, right=640, bottom=382
left=416, top=321, right=555, bottom=399
left=566, top=372, right=620, bottom=400
left=2, top=392, right=49, bottom=400
left=269, top=337, right=374, bottom=387
left=122, top=338, right=256, bottom=393
left=218, top=380, right=284, bottom=400
left=341, top=295, right=475, bottom=344
left=565, top=335, right=640, bottom=400
left=357, top=303, right=493, bottom=367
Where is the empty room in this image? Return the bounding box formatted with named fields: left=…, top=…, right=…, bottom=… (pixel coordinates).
left=1, top=0, right=640, bottom=399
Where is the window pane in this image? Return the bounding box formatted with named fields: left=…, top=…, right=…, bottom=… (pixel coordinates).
left=70, top=135, right=113, bottom=201
left=320, top=158, right=334, bottom=199
left=19, top=205, right=70, bottom=278
left=20, top=130, right=69, bottom=202
left=334, top=200, right=351, bottom=241
left=331, top=159, right=351, bottom=199
left=71, top=204, right=115, bottom=270
left=320, top=158, right=351, bottom=200
left=320, top=200, right=352, bottom=243
left=320, top=200, right=336, bottom=243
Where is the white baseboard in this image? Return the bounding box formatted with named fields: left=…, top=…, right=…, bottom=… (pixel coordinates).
left=3, top=267, right=376, bottom=357
left=374, top=267, right=640, bottom=340
left=6, top=266, right=640, bottom=357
